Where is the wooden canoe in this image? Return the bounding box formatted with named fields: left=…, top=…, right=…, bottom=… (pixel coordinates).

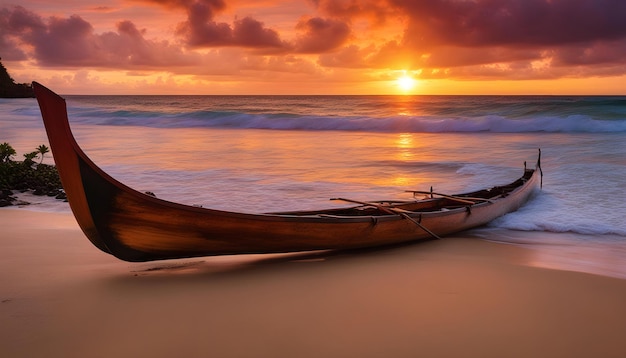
left=32, top=82, right=543, bottom=262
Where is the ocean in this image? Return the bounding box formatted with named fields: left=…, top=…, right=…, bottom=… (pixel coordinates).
left=1, top=95, right=625, bottom=277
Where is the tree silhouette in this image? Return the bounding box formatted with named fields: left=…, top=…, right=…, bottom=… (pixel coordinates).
left=23, top=151, right=38, bottom=167
left=0, top=58, right=35, bottom=98
left=37, top=144, right=50, bottom=164
left=0, top=142, right=16, bottom=163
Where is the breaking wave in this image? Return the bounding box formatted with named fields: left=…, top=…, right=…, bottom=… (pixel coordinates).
left=68, top=109, right=626, bottom=133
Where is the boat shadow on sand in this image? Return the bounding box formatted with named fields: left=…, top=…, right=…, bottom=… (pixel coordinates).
left=107, top=238, right=445, bottom=286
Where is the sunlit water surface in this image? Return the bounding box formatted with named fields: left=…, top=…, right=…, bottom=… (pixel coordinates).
left=1, top=95, right=624, bottom=278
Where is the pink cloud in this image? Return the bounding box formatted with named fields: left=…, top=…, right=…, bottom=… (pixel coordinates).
left=176, top=1, right=232, bottom=46
left=1, top=5, right=45, bottom=34
left=34, top=15, right=97, bottom=66
left=392, top=0, right=626, bottom=48
left=313, top=0, right=395, bottom=26
left=0, top=6, right=198, bottom=68
left=174, top=0, right=287, bottom=50
left=0, top=7, right=31, bottom=60
left=3, top=0, right=626, bottom=84
left=232, top=17, right=284, bottom=48
left=136, top=0, right=226, bottom=10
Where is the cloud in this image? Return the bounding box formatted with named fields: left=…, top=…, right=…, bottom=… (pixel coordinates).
left=318, top=44, right=372, bottom=68
left=327, top=0, right=626, bottom=80
left=232, top=17, right=285, bottom=48
left=173, top=0, right=287, bottom=50
left=392, top=0, right=626, bottom=48
left=172, top=2, right=354, bottom=54
left=394, top=0, right=626, bottom=69
left=294, top=17, right=351, bottom=53
left=177, top=14, right=286, bottom=49
left=4, top=0, right=626, bottom=86
left=136, top=0, right=226, bottom=10
left=88, top=6, right=118, bottom=13
left=313, top=0, right=395, bottom=25
left=552, top=39, right=626, bottom=67
left=0, top=6, right=198, bottom=68
left=175, top=1, right=232, bottom=47
left=33, top=15, right=99, bottom=66
left=1, top=4, right=46, bottom=32
left=0, top=39, right=27, bottom=61
left=0, top=8, right=29, bottom=60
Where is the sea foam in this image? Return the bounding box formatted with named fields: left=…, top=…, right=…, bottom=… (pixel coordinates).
left=69, top=109, right=626, bottom=133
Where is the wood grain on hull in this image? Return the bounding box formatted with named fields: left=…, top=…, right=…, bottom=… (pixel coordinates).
left=33, top=81, right=542, bottom=262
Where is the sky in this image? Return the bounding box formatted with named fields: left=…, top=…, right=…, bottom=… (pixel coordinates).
left=2, top=0, right=626, bottom=95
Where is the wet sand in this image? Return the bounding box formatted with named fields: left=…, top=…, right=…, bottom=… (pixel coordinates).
left=2, top=209, right=626, bottom=358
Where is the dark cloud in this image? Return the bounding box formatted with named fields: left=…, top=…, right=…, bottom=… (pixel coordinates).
left=313, top=0, right=394, bottom=25
left=2, top=5, right=45, bottom=33
left=396, top=0, right=626, bottom=78
left=552, top=39, right=626, bottom=67
left=135, top=0, right=226, bottom=11
left=0, top=7, right=35, bottom=60
left=315, top=0, right=626, bottom=79
left=232, top=17, right=284, bottom=48
left=392, top=0, right=626, bottom=48
left=4, top=0, right=626, bottom=82
left=294, top=17, right=351, bottom=53
left=174, top=1, right=286, bottom=50
left=0, top=6, right=197, bottom=68
left=163, top=1, right=348, bottom=53
left=33, top=15, right=98, bottom=66
left=176, top=1, right=232, bottom=46
left=310, top=0, right=626, bottom=51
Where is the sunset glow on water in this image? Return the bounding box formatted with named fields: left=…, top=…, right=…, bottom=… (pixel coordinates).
left=3, top=3, right=626, bottom=356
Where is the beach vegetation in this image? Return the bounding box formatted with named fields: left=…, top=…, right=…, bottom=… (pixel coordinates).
left=23, top=151, right=39, bottom=167
left=0, top=58, right=35, bottom=98
left=0, top=142, right=64, bottom=207
left=0, top=142, right=16, bottom=163
left=37, top=144, right=49, bottom=164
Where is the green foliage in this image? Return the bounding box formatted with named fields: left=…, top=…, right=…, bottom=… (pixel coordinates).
left=37, top=144, right=49, bottom=164
left=23, top=151, right=39, bottom=167
left=0, top=142, right=16, bottom=162
left=0, top=143, right=63, bottom=205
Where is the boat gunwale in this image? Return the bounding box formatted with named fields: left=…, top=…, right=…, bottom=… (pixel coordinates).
left=32, top=80, right=543, bottom=262
left=33, top=80, right=541, bottom=224
left=76, top=142, right=540, bottom=224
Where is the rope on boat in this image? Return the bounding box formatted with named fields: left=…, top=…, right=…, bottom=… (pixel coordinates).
left=330, top=198, right=441, bottom=240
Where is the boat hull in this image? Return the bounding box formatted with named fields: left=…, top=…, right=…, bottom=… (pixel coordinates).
left=33, top=82, right=541, bottom=262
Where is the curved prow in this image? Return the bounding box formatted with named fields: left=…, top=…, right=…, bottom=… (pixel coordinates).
left=32, top=82, right=112, bottom=254
left=30, top=82, right=544, bottom=263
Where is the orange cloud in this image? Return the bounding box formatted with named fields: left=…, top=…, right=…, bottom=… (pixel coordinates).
left=2, top=0, right=626, bottom=94
left=316, top=0, right=626, bottom=80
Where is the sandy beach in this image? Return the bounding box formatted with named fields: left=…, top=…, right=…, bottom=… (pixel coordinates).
left=2, top=208, right=626, bottom=358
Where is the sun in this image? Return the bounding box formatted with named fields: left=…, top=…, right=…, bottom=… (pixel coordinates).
left=397, top=74, right=417, bottom=92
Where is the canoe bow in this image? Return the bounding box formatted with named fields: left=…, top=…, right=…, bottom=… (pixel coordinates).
left=33, top=82, right=542, bottom=262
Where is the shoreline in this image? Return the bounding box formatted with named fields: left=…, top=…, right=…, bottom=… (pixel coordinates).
left=2, top=209, right=626, bottom=357
left=5, top=193, right=626, bottom=280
